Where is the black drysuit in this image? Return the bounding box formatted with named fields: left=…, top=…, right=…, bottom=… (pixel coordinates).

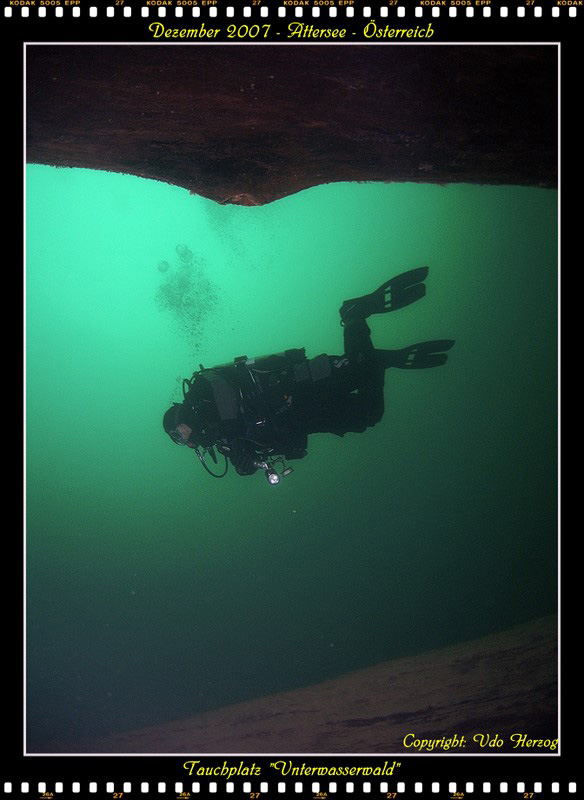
left=183, top=320, right=387, bottom=476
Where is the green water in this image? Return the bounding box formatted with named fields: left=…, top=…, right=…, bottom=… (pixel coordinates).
left=26, top=165, right=558, bottom=751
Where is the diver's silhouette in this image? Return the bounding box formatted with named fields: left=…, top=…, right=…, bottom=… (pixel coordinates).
left=163, top=268, right=455, bottom=484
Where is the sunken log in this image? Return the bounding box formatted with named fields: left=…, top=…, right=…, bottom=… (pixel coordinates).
left=26, top=45, right=557, bottom=205
left=52, top=616, right=557, bottom=754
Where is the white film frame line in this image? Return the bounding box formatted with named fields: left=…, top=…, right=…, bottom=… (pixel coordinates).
left=0, top=781, right=579, bottom=794
left=3, top=5, right=581, bottom=18
left=5, top=12, right=568, bottom=800
left=5, top=9, right=567, bottom=800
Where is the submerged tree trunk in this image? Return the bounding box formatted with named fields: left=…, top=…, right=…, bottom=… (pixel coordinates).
left=26, top=45, right=557, bottom=206
left=50, top=616, right=557, bottom=754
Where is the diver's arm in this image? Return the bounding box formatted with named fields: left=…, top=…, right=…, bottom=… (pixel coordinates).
left=283, top=447, right=307, bottom=461
left=217, top=440, right=259, bottom=476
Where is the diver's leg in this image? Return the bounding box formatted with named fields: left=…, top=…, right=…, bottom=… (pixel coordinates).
left=337, top=321, right=386, bottom=428
left=311, top=369, right=385, bottom=434
left=359, top=365, right=386, bottom=427
left=375, top=340, right=455, bottom=369
left=343, top=319, right=376, bottom=364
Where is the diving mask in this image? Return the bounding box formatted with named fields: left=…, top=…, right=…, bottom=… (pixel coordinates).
left=169, top=424, right=192, bottom=446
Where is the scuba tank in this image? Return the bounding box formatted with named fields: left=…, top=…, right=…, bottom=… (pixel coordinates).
left=182, top=349, right=310, bottom=484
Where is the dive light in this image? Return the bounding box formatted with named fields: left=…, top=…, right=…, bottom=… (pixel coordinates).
left=254, top=460, right=294, bottom=486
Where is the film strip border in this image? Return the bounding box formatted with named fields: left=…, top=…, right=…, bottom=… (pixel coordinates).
left=2, top=3, right=581, bottom=19
left=0, top=781, right=580, bottom=795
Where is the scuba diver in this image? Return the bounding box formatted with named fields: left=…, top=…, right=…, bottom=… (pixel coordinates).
left=163, top=267, right=454, bottom=485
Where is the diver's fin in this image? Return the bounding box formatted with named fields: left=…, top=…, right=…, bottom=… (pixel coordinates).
left=377, top=340, right=455, bottom=369
left=339, top=267, right=429, bottom=326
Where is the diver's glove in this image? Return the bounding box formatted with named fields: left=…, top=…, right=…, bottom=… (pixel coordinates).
left=218, top=443, right=258, bottom=476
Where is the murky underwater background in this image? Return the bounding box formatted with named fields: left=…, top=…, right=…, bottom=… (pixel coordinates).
left=26, top=165, right=557, bottom=751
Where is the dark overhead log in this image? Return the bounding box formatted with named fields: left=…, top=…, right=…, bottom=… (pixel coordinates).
left=26, top=45, right=557, bottom=205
